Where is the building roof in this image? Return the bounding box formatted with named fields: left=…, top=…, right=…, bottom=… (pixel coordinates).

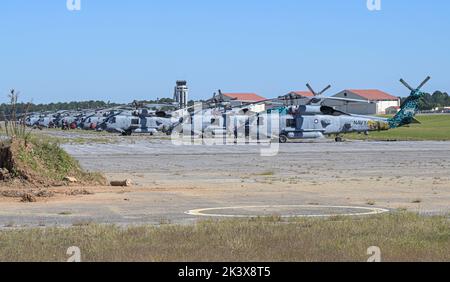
left=223, top=93, right=266, bottom=102
left=288, top=91, right=315, bottom=97
left=345, top=89, right=399, bottom=101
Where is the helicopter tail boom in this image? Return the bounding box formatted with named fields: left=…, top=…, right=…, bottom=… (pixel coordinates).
left=388, top=77, right=430, bottom=128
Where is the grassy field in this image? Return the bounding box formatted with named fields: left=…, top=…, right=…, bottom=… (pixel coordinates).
left=0, top=213, right=448, bottom=262
left=347, top=114, right=450, bottom=141
left=0, top=125, right=114, bottom=145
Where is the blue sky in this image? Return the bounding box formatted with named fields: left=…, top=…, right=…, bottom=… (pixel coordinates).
left=0, top=0, right=449, bottom=103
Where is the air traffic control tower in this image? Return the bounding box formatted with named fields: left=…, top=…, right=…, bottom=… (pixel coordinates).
left=174, top=80, right=189, bottom=109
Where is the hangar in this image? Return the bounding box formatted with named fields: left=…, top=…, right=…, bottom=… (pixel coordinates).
left=324, top=89, right=401, bottom=115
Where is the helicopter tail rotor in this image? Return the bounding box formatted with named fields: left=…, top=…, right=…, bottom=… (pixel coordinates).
left=399, top=79, right=414, bottom=92
left=416, top=76, right=431, bottom=91
left=400, top=76, right=431, bottom=92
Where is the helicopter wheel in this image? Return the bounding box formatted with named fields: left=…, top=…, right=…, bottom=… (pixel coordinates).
left=335, top=136, right=343, bottom=142
left=122, top=130, right=132, bottom=136
left=279, top=135, right=288, bottom=144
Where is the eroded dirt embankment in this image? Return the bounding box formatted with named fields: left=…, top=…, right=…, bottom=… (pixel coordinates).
left=0, top=140, right=13, bottom=180
left=0, top=137, right=107, bottom=202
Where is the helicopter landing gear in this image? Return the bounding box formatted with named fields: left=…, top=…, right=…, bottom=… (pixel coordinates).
left=279, top=135, right=288, bottom=144
left=122, top=129, right=132, bottom=136
left=335, top=135, right=344, bottom=142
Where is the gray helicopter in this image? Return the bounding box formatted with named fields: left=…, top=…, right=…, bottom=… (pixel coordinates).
left=98, top=108, right=181, bottom=135
left=169, top=90, right=265, bottom=137
left=274, top=77, right=431, bottom=143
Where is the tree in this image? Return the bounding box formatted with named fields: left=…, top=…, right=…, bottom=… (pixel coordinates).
left=400, top=90, right=449, bottom=111
left=0, top=100, right=121, bottom=120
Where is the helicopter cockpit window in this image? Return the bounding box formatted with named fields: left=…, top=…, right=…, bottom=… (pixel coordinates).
left=286, top=119, right=296, bottom=128
left=110, top=117, right=116, bottom=123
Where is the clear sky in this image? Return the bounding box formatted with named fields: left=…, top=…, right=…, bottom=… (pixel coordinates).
left=0, top=0, right=449, bottom=103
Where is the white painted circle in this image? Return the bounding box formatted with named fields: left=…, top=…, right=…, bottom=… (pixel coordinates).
left=185, top=205, right=389, bottom=218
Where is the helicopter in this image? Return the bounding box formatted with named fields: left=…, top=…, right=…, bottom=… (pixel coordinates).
left=97, top=107, right=183, bottom=136
left=167, top=89, right=266, bottom=138
left=273, top=76, right=431, bottom=143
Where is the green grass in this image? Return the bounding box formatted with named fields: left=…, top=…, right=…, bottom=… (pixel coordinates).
left=3, top=134, right=106, bottom=185
left=61, top=137, right=115, bottom=145
left=0, top=213, right=448, bottom=262
left=2, top=124, right=114, bottom=145
left=43, top=128, right=112, bottom=136
left=256, top=171, right=275, bottom=176
left=347, top=114, right=450, bottom=141
left=16, top=136, right=84, bottom=181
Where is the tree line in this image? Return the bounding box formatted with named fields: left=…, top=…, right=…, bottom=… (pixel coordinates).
left=0, top=100, right=121, bottom=118
left=0, top=98, right=180, bottom=119
left=401, top=91, right=450, bottom=110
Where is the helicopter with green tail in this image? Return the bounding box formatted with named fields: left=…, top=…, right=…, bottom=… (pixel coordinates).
left=271, top=76, right=431, bottom=143
left=388, top=76, right=431, bottom=128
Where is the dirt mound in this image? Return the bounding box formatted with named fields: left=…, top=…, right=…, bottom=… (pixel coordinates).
left=0, top=137, right=107, bottom=187
left=0, top=140, right=13, bottom=180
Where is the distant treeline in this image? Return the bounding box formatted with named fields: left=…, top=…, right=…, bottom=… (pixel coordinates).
left=0, top=100, right=121, bottom=118
left=401, top=91, right=450, bottom=110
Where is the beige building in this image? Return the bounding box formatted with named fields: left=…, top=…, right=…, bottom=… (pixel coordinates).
left=325, top=89, right=401, bottom=115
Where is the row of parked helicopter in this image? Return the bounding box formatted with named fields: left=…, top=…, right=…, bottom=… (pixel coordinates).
left=25, top=105, right=178, bottom=136
left=24, top=77, right=431, bottom=143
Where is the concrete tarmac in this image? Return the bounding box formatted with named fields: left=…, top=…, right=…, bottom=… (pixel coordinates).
left=1, top=137, right=449, bottom=228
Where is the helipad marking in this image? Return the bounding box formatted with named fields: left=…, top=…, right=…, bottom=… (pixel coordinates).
left=185, top=205, right=389, bottom=218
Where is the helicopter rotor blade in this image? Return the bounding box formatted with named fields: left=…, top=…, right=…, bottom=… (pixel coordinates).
left=218, top=89, right=228, bottom=103
left=416, top=76, right=431, bottom=91
left=218, top=89, right=223, bottom=97
left=306, top=83, right=317, bottom=96
left=400, top=79, right=415, bottom=92
left=321, top=96, right=371, bottom=104
left=319, top=85, right=332, bottom=96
